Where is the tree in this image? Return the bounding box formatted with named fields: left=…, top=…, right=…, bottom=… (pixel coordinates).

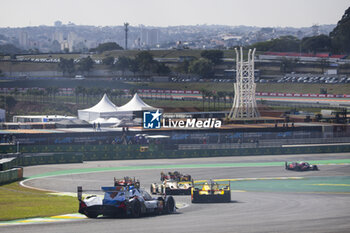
left=58, top=58, right=75, bottom=76
left=206, top=91, right=213, bottom=110
left=1, top=96, right=17, bottom=113
left=280, top=57, right=296, bottom=73
left=135, top=51, right=155, bottom=75
left=37, top=89, right=45, bottom=103
left=45, top=87, right=53, bottom=101
left=200, top=50, right=224, bottom=65
left=52, top=87, right=59, bottom=101
left=27, top=89, right=40, bottom=102
left=78, top=56, right=94, bottom=73
left=111, top=89, right=124, bottom=105
left=250, top=36, right=300, bottom=52
left=217, top=91, right=226, bottom=109
left=90, top=42, right=123, bottom=53
left=75, top=86, right=85, bottom=104
left=130, top=88, right=138, bottom=96
left=175, top=60, right=190, bottom=74
left=301, top=35, right=331, bottom=53
left=0, top=44, right=23, bottom=55
left=115, top=56, right=131, bottom=76
left=330, top=7, right=350, bottom=53
left=188, top=58, right=214, bottom=78
left=201, top=89, right=209, bottom=111
left=153, top=62, right=171, bottom=76
left=213, top=93, right=218, bottom=110
left=102, top=56, right=115, bottom=66
left=128, top=59, right=139, bottom=76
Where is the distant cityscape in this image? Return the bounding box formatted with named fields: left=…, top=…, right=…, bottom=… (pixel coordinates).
left=0, top=21, right=335, bottom=52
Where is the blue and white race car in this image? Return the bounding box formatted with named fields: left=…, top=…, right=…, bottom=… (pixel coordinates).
left=78, top=178, right=176, bottom=218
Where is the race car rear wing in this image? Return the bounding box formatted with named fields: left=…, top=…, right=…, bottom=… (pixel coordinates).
left=77, top=186, right=103, bottom=201
left=192, top=180, right=230, bottom=191
left=77, top=186, right=82, bottom=201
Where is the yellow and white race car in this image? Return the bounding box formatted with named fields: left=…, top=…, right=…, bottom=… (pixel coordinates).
left=151, top=180, right=192, bottom=195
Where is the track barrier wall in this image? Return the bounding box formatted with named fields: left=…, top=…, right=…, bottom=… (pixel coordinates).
left=1, top=143, right=350, bottom=185
left=0, top=153, right=82, bottom=184
left=2, top=144, right=350, bottom=161
left=0, top=158, right=18, bottom=171
left=0, top=168, right=23, bottom=185
left=16, top=153, right=83, bottom=166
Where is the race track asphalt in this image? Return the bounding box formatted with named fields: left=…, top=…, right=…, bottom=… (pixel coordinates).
left=3, top=152, right=350, bottom=233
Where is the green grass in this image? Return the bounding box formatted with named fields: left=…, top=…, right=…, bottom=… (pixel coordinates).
left=257, top=83, right=350, bottom=95
left=2, top=79, right=350, bottom=95
left=129, top=82, right=231, bottom=92
left=0, top=182, right=77, bottom=221
left=128, top=82, right=350, bottom=95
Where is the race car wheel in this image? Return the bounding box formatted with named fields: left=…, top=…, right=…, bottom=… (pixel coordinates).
left=86, top=212, right=98, bottom=218
left=160, top=184, right=165, bottom=194
left=129, top=200, right=141, bottom=218
left=163, top=196, right=175, bottom=214
left=150, top=184, right=156, bottom=194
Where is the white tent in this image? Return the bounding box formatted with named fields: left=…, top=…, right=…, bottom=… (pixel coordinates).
left=91, top=117, right=121, bottom=127
left=116, top=93, right=157, bottom=116
left=78, top=94, right=118, bottom=122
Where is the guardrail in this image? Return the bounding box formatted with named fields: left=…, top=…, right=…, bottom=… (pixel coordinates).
left=179, top=137, right=350, bottom=150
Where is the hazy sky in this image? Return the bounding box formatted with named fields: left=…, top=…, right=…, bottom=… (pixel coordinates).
left=1, top=0, right=349, bottom=28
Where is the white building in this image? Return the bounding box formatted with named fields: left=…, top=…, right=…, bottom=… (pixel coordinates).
left=19, top=31, right=28, bottom=49
left=13, top=115, right=76, bottom=123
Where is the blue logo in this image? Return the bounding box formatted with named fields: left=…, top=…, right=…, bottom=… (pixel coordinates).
left=143, top=109, right=162, bottom=129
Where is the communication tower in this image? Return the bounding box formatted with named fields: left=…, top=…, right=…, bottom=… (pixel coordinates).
left=228, top=47, right=260, bottom=119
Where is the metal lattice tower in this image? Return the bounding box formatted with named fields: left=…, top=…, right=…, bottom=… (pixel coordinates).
left=124, top=22, right=129, bottom=50
left=228, top=47, right=260, bottom=119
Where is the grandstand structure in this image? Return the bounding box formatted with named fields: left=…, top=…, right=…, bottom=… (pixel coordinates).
left=229, top=47, right=260, bottom=119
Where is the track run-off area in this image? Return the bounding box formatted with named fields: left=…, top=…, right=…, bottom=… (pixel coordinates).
left=2, top=152, right=350, bottom=233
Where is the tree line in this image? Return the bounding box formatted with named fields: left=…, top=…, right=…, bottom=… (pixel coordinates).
left=249, top=7, right=350, bottom=54
left=57, top=49, right=225, bottom=79
left=1, top=85, right=235, bottom=113
left=58, top=56, right=94, bottom=75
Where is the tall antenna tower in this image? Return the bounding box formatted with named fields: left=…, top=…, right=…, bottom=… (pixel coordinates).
left=228, top=47, right=260, bottom=119
left=124, top=22, right=129, bottom=50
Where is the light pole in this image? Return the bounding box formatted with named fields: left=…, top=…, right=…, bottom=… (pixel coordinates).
left=16, top=141, right=20, bottom=154
left=124, top=22, right=129, bottom=50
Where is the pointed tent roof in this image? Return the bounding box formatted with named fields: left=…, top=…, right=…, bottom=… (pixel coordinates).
left=80, top=94, right=118, bottom=112
left=117, top=93, right=156, bottom=112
